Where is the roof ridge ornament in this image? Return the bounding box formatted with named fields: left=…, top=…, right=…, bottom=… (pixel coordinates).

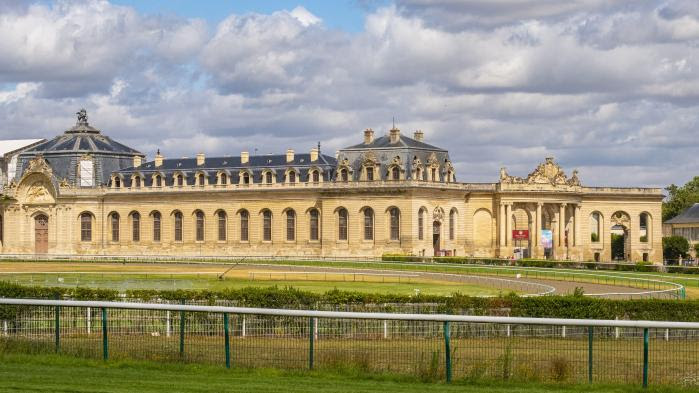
left=76, top=109, right=88, bottom=125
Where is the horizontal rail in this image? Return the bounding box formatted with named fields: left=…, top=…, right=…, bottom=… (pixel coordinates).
left=2, top=298, right=699, bottom=329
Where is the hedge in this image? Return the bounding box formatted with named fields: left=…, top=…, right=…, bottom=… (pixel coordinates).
left=1, top=281, right=698, bottom=322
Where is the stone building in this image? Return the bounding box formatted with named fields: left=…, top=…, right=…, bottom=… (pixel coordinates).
left=665, top=203, right=699, bottom=258
left=0, top=111, right=664, bottom=262
left=0, top=139, right=46, bottom=191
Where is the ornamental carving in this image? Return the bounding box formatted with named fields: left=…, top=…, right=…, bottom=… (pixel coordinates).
left=500, top=157, right=581, bottom=186
left=361, top=151, right=378, bottom=166
left=426, top=152, right=439, bottom=167
left=26, top=155, right=53, bottom=176
left=611, top=211, right=631, bottom=227
left=25, top=181, right=52, bottom=204
left=433, top=207, right=444, bottom=222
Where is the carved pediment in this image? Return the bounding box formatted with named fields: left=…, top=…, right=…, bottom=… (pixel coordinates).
left=26, top=155, right=53, bottom=176
left=25, top=181, right=54, bottom=204
left=427, top=152, right=439, bottom=166
left=361, top=151, right=378, bottom=166
left=500, top=157, right=581, bottom=186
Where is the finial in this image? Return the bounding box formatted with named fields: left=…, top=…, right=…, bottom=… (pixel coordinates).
left=76, top=108, right=88, bottom=124
left=392, top=116, right=395, bottom=129
left=317, top=141, right=321, bottom=153
left=157, top=149, right=160, bottom=155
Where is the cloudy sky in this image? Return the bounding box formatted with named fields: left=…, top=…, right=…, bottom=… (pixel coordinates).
left=1, top=0, right=698, bottom=187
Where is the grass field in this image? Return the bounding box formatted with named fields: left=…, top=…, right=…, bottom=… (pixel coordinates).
left=0, top=353, right=692, bottom=393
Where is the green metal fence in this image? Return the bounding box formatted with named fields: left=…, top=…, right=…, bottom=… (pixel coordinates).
left=1, top=298, right=699, bottom=388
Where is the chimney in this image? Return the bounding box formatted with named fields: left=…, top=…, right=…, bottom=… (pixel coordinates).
left=310, top=147, right=319, bottom=162
left=154, top=150, right=163, bottom=167
left=286, top=149, right=295, bottom=163
left=196, top=153, right=205, bottom=166
left=133, top=155, right=142, bottom=168
left=413, top=130, right=424, bottom=142
left=241, top=151, right=249, bottom=164
left=389, top=127, right=400, bottom=144
left=363, top=128, right=374, bottom=144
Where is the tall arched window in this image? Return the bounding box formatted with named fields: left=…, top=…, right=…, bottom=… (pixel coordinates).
left=286, top=210, right=295, bottom=241
left=391, top=166, right=400, bottom=180
left=338, top=208, right=348, bottom=241
left=240, top=210, right=249, bottom=241
left=174, top=212, right=183, bottom=241
left=195, top=211, right=205, bottom=241
left=220, top=173, right=228, bottom=185
left=152, top=212, right=161, bottom=242
left=242, top=172, right=250, bottom=184
left=431, top=168, right=437, bottom=182
left=590, top=212, right=601, bottom=243
left=218, top=211, right=227, bottom=241
left=132, top=212, right=140, bottom=242
left=309, top=209, right=319, bottom=241
left=289, top=171, right=296, bottom=183
left=449, top=209, right=456, bottom=240
left=340, top=169, right=348, bottom=182
left=312, top=170, right=320, bottom=183
left=110, top=213, right=120, bottom=242
left=176, top=174, right=184, bottom=187
left=262, top=210, right=272, bottom=241
left=155, top=175, right=162, bottom=187
left=80, top=213, right=92, bottom=242
left=114, top=177, right=121, bottom=188
left=389, top=208, right=400, bottom=241
left=198, top=173, right=205, bottom=186
left=418, top=209, right=424, bottom=240
left=134, top=176, right=141, bottom=188
left=265, top=172, right=273, bottom=184
left=363, top=208, right=374, bottom=241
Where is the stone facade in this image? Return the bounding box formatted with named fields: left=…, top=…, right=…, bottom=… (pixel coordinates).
left=0, top=112, right=664, bottom=263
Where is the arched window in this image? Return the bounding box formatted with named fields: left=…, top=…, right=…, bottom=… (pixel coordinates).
left=218, top=211, right=227, bottom=241
left=176, top=174, right=184, bottom=187
left=110, top=213, right=120, bottom=242
left=80, top=213, right=92, bottom=242
left=309, top=209, right=319, bottom=241
left=418, top=209, right=424, bottom=240
left=198, top=173, right=205, bottom=186
left=363, top=208, right=373, bottom=241
left=340, top=169, right=348, bottom=182
left=220, top=173, right=228, bottom=185
left=311, top=170, right=320, bottom=183
left=240, top=210, right=249, bottom=241
left=242, top=172, right=250, bottom=184
left=155, top=175, right=162, bottom=187
left=416, top=167, right=423, bottom=181
left=134, top=176, right=141, bottom=188
left=449, top=209, right=456, bottom=240
left=114, top=177, right=121, bottom=188
left=195, top=211, right=205, bottom=241
left=366, top=167, right=374, bottom=181
left=590, top=212, right=601, bottom=242
left=262, top=210, right=272, bottom=241
left=338, top=208, right=348, bottom=241
left=174, top=212, right=183, bottom=241
left=289, top=171, right=296, bottom=184
left=431, top=168, right=437, bottom=182
left=152, top=212, right=161, bottom=242
left=640, top=212, right=650, bottom=243
left=132, top=212, right=140, bottom=242
left=392, top=166, right=400, bottom=180
left=389, top=208, right=400, bottom=241
left=286, top=210, right=296, bottom=241
left=265, top=172, right=273, bottom=184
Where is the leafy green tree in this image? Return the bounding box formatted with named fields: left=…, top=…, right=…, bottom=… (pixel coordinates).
left=662, top=236, right=690, bottom=261
left=694, top=243, right=699, bottom=258
left=663, top=176, right=699, bottom=221
left=611, top=233, right=625, bottom=260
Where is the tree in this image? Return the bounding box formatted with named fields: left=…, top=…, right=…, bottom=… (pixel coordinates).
left=662, top=236, right=690, bottom=261
left=611, top=233, right=625, bottom=260
left=694, top=243, right=699, bottom=258
left=663, top=176, right=699, bottom=221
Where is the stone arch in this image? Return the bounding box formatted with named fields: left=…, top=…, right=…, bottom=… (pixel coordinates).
left=610, top=211, right=631, bottom=261
left=473, top=208, right=493, bottom=249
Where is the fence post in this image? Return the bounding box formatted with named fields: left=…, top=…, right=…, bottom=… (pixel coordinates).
left=443, top=321, right=452, bottom=383
left=643, top=327, right=649, bottom=388
left=101, top=307, right=108, bottom=361
left=588, top=326, right=593, bottom=383
left=54, top=294, right=60, bottom=353
left=179, top=300, right=185, bottom=358
left=309, top=317, right=315, bottom=370
left=224, top=313, right=231, bottom=369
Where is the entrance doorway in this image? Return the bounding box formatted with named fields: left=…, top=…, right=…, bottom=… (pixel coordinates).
left=611, top=225, right=629, bottom=261
left=35, top=214, right=48, bottom=254
left=433, top=221, right=441, bottom=256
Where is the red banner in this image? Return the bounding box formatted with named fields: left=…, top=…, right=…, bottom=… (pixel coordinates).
left=512, top=230, right=529, bottom=240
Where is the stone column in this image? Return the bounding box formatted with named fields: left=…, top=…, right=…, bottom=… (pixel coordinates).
left=574, top=204, right=581, bottom=247
left=535, top=203, right=542, bottom=247
left=499, top=203, right=506, bottom=247
left=505, top=203, right=512, bottom=246
left=559, top=203, right=566, bottom=249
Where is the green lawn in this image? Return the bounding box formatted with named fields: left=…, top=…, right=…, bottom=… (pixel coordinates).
left=0, top=353, right=690, bottom=393
left=0, top=272, right=505, bottom=296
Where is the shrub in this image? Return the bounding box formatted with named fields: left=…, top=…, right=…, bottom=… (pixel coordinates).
left=590, top=233, right=599, bottom=242
left=663, top=236, right=690, bottom=261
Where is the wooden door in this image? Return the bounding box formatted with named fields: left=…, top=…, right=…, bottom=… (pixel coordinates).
left=35, top=215, right=48, bottom=254
left=432, top=221, right=441, bottom=256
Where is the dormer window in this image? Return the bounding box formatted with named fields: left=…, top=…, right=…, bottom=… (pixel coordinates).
left=155, top=175, right=162, bottom=187
left=198, top=173, right=205, bottom=186
left=79, top=159, right=94, bottom=187
left=391, top=167, right=400, bottom=181
left=243, top=172, right=250, bottom=184
left=289, top=171, right=296, bottom=183
left=340, top=169, right=348, bottom=182
left=431, top=168, right=437, bottom=182
left=114, top=177, right=121, bottom=188
left=265, top=172, right=273, bottom=184
left=176, top=174, right=184, bottom=186
left=220, top=173, right=228, bottom=185
left=366, top=167, right=374, bottom=181
left=311, top=170, right=319, bottom=183
left=134, top=176, right=141, bottom=188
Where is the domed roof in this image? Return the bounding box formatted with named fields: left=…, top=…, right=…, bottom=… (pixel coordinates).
left=23, top=109, right=141, bottom=156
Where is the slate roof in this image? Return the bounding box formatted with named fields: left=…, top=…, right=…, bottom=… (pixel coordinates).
left=666, top=203, right=699, bottom=224
left=343, top=134, right=446, bottom=151
left=23, top=128, right=141, bottom=156
left=115, top=153, right=337, bottom=187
